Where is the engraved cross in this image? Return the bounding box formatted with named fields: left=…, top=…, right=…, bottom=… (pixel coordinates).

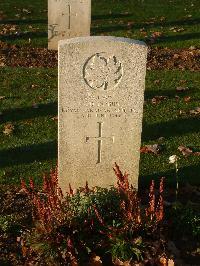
left=61, top=4, right=71, bottom=29
left=62, top=4, right=77, bottom=29
left=86, top=122, right=114, bottom=164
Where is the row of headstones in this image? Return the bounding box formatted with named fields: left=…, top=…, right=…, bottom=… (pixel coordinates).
left=48, top=1, right=148, bottom=192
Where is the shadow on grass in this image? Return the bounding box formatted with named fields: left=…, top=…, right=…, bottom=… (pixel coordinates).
left=1, top=102, right=57, bottom=123
left=0, top=19, right=47, bottom=25
left=0, top=31, right=47, bottom=41
left=145, top=90, right=174, bottom=100
left=0, top=140, right=57, bottom=168
left=1, top=16, right=199, bottom=44
left=156, top=32, right=200, bottom=44
left=92, top=13, right=133, bottom=20
left=142, top=117, right=200, bottom=141
left=1, top=14, right=199, bottom=28
left=93, top=15, right=200, bottom=27
left=138, top=164, right=200, bottom=189
left=92, top=17, right=200, bottom=33
left=144, top=88, right=200, bottom=100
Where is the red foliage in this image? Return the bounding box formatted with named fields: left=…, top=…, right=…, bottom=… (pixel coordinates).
left=113, top=162, right=164, bottom=227
left=21, top=164, right=165, bottom=264
left=113, top=162, right=141, bottom=226
left=84, top=181, right=90, bottom=194
left=156, top=177, right=165, bottom=222
left=20, top=178, right=29, bottom=194
left=69, top=184, right=74, bottom=196
left=21, top=167, right=68, bottom=233
left=92, top=204, right=105, bottom=226
left=113, top=162, right=129, bottom=193
left=29, top=178, right=35, bottom=190
left=145, top=177, right=165, bottom=224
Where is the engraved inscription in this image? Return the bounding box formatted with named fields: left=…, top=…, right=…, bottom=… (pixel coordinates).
left=48, top=24, right=59, bottom=40
left=83, top=53, right=123, bottom=91
left=62, top=100, right=138, bottom=118
left=48, top=1, right=77, bottom=41
left=86, top=122, right=114, bottom=164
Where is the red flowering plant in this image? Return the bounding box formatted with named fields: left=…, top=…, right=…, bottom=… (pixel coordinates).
left=106, top=164, right=165, bottom=261
left=21, top=168, right=78, bottom=264
left=21, top=164, right=165, bottom=264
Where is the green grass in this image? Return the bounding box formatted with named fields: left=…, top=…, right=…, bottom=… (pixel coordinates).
left=0, top=0, right=199, bottom=189
left=0, top=68, right=199, bottom=187
left=0, top=68, right=57, bottom=185
left=0, top=0, right=200, bottom=48
left=140, top=70, right=200, bottom=186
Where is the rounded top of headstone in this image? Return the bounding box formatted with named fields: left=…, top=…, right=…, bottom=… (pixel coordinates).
left=58, top=36, right=147, bottom=48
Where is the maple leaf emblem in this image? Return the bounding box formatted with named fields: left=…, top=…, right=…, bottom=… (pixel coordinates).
left=83, top=52, right=123, bottom=91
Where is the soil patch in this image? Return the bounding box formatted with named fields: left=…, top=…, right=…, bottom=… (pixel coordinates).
left=0, top=41, right=199, bottom=71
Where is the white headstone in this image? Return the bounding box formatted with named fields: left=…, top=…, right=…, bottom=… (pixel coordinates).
left=48, top=0, right=91, bottom=50
left=58, top=36, right=147, bottom=191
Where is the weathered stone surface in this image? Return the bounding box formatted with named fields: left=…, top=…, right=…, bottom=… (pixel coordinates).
left=58, top=36, right=147, bottom=191
left=48, top=0, right=91, bottom=50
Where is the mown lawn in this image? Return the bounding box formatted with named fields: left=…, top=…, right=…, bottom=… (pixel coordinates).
left=0, top=0, right=199, bottom=188
left=0, top=0, right=200, bottom=48
left=0, top=68, right=199, bottom=186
